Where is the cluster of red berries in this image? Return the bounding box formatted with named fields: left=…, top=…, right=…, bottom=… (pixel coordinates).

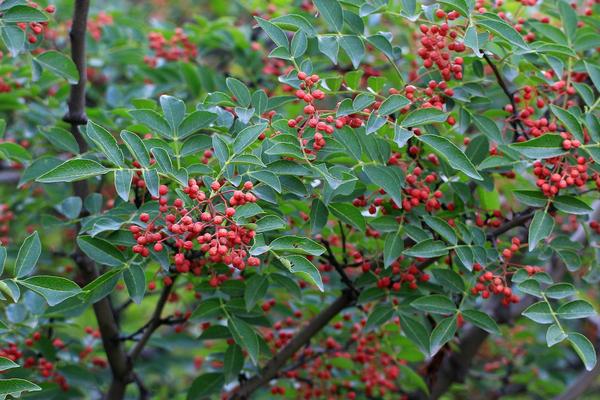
left=282, top=328, right=407, bottom=398
left=501, top=237, right=522, bottom=260
left=474, top=210, right=507, bottom=229
left=1, top=337, right=68, bottom=391
left=417, top=18, right=465, bottom=82
left=145, top=28, right=197, bottom=66
left=403, top=166, right=443, bottom=212
left=23, top=356, right=68, bottom=390
left=287, top=72, right=334, bottom=151
left=533, top=156, right=589, bottom=197
left=286, top=71, right=373, bottom=153
left=389, top=262, right=430, bottom=291
left=130, top=179, right=260, bottom=275
left=87, top=11, right=113, bottom=41
left=0, top=203, right=13, bottom=245
left=471, top=270, right=520, bottom=306
left=14, top=4, right=54, bottom=44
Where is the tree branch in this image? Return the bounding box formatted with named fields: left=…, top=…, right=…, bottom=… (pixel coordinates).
left=65, top=2, right=133, bottom=399
left=128, top=278, right=176, bottom=361
left=230, top=289, right=357, bottom=399
left=483, top=53, right=528, bottom=140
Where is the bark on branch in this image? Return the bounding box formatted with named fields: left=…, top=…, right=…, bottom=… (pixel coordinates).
left=231, top=289, right=358, bottom=399
left=65, top=2, right=133, bottom=399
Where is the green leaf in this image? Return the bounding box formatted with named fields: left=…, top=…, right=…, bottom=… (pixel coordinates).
left=1, top=25, right=25, bottom=57
left=546, top=324, right=567, bottom=347
left=0, top=142, right=30, bottom=162
left=244, top=274, right=269, bottom=311
left=0, top=247, right=5, bottom=277
left=129, top=109, right=172, bottom=139
left=378, top=94, right=410, bottom=116
left=190, top=298, right=222, bottom=320
left=423, top=216, right=457, bottom=245
left=416, top=134, right=483, bottom=181
left=403, top=239, right=448, bottom=258
left=151, top=148, right=174, bottom=175
left=518, top=279, right=542, bottom=297
left=318, top=35, right=339, bottom=63
left=557, top=300, right=595, bottom=320
left=339, top=35, right=365, bottom=69
left=142, top=169, right=160, bottom=197
left=187, top=373, right=224, bottom=400
left=0, top=357, right=19, bottom=372
left=472, top=114, right=503, bottom=143
left=120, top=130, right=150, bottom=167
left=269, top=236, right=325, bottom=256
left=522, top=301, right=554, bottom=324
left=86, top=121, right=125, bottom=167
left=568, top=332, right=597, bottom=371
left=476, top=14, right=529, bottom=50
left=178, top=111, right=217, bottom=139
left=291, top=31, right=308, bottom=58
left=233, top=123, right=268, bottom=154
left=553, top=196, right=592, bottom=215
left=431, top=269, right=465, bottom=293
left=545, top=283, right=575, bottom=299
left=3, top=5, right=48, bottom=22
left=383, top=230, right=403, bottom=268
left=255, top=17, right=288, bottom=48
left=528, top=211, right=554, bottom=251
left=114, top=169, right=133, bottom=201
left=39, top=127, right=79, bottom=154
left=365, top=303, right=394, bottom=331
left=271, top=14, right=317, bottom=37
left=37, top=159, right=111, bottom=183
left=455, top=245, right=474, bottom=270
left=511, top=134, right=566, bottom=159
left=55, top=196, right=82, bottom=220
left=223, top=344, right=244, bottom=384
left=255, top=215, right=287, bottom=233
left=411, top=295, right=456, bottom=314
left=76, top=236, right=126, bottom=267
left=314, top=0, right=344, bottom=32
left=18, top=275, right=81, bottom=306
left=513, top=190, right=547, bottom=207
left=550, top=105, right=584, bottom=142
left=558, top=0, right=577, bottom=41
left=399, top=315, right=430, bottom=354
left=462, top=309, right=500, bottom=334
left=160, top=95, right=186, bottom=135
left=82, top=268, right=123, bottom=304
left=328, top=203, right=365, bottom=232
left=14, top=231, right=41, bottom=278
left=585, top=62, right=600, bottom=92
left=430, top=315, right=457, bottom=355
left=123, top=264, right=145, bottom=304
left=0, top=378, right=41, bottom=398
left=34, top=51, right=79, bottom=84
left=228, top=316, right=260, bottom=365
left=309, top=198, right=328, bottom=234
left=285, top=255, right=324, bottom=292
left=226, top=78, right=251, bottom=107
left=362, top=165, right=403, bottom=207
left=401, top=108, right=447, bottom=127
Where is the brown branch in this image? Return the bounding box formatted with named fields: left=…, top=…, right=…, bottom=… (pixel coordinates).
left=483, top=53, right=528, bottom=140
left=230, top=289, right=357, bottom=399
left=486, top=207, right=535, bottom=240
left=65, top=2, right=133, bottom=399
left=129, top=278, right=176, bottom=361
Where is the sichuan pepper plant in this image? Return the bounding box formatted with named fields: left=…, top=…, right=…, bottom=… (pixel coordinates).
left=0, top=0, right=600, bottom=399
